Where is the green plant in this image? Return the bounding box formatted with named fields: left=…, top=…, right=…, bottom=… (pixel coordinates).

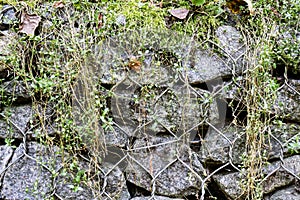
left=232, top=1, right=292, bottom=199
left=62, top=159, right=87, bottom=192
left=171, top=0, right=224, bottom=43
left=1, top=0, right=298, bottom=199
left=4, top=137, right=15, bottom=147
left=100, top=0, right=167, bottom=37
left=0, top=85, right=12, bottom=107
left=288, top=136, right=300, bottom=154
left=191, top=0, right=205, bottom=6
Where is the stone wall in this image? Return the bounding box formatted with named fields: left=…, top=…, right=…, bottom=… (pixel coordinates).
left=0, top=3, right=299, bottom=200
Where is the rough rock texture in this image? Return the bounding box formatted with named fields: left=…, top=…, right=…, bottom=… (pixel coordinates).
left=111, top=77, right=208, bottom=137
left=126, top=136, right=206, bottom=197
left=0, top=145, right=13, bottom=188
left=105, top=125, right=129, bottom=148
left=184, top=50, right=232, bottom=84
left=100, top=163, right=131, bottom=200
left=264, top=186, right=300, bottom=200
left=262, top=155, right=300, bottom=194
left=184, top=25, right=245, bottom=84
left=0, top=105, right=33, bottom=138
left=274, top=79, right=300, bottom=122
left=1, top=142, right=112, bottom=200
left=200, top=123, right=300, bottom=165
left=213, top=172, right=244, bottom=200
left=0, top=30, right=16, bottom=79
left=213, top=155, right=300, bottom=199
left=200, top=125, right=246, bottom=165
left=215, top=26, right=245, bottom=66
left=1, top=142, right=61, bottom=200
left=92, top=25, right=246, bottom=86
left=0, top=5, right=17, bottom=29
left=94, top=30, right=180, bottom=85
left=0, top=145, right=13, bottom=172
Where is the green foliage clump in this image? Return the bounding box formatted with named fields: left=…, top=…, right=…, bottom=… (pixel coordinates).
left=102, top=0, right=167, bottom=34
left=191, top=0, right=205, bottom=6
left=171, top=0, right=224, bottom=42
left=250, top=0, right=300, bottom=73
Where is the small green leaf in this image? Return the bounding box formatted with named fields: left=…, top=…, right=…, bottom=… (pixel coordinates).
left=192, top=0, right=205, bottom=6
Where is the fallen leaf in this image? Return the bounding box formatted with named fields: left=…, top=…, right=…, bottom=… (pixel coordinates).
left=19, top=12, right=41, bottom=36
left=169, top=8, right=189, bottom=20
left=98, top=13, right=103, bottom=29
left=53, top=1, right=65, bottom=8
left=128, top=56, right=141, bottom=72
left=226, top=0, right=255, bottom=15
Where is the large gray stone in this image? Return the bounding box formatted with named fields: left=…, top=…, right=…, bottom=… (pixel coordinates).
left=264, top=186, right=300, bottom=200
left=89, top=30, right=179, bottom=85
left=1, top=142, right=61, bottom=200
left=111, top=77, right=207, bottom=138
left=87, top=26, right=245, bottom=85
left=262, top=155, right=300, bottom=194
left=215, top=25, right=245, bottom=65
left=0, top=145, right=13, bottom=172
left=55, top=158, right=129, bottom=200
left=200, top=125, right=246, bottom=166
left=213, top=155, right=300, bottom=199
left=2, top=142, right=99, bottom=200
left=183, top=25, right=245, bottom=84
left=0, top=5, right=18, bottom=29
left=200, top=123, right=300, bottom=166
left=0, top=104, right=33, bottom=139
left=105, top=125, right=129, bottom=148
left=213, top=172, right=244, bottom=200
left=100, top=163, right=130, bottom=200
left=0, top=145, right=13, bottom=188
left=184, top=50, right=231, bottom=84
left=126, top=136, right=206, bottom=197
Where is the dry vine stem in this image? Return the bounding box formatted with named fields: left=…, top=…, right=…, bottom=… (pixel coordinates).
left=242, top=18, right=277, bottom=199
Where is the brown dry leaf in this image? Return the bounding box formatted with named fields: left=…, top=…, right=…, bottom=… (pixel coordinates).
left=98, top=13, right=103, bottom=29
left=128, top=56, right=141, bottom=72
left=19, top=12, right=41, bottom=35
left=169, top=8, right=189, bottom=19
left=53, top=1, right=65, bottom=8
left=227, top=0, right=254, bottom=15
